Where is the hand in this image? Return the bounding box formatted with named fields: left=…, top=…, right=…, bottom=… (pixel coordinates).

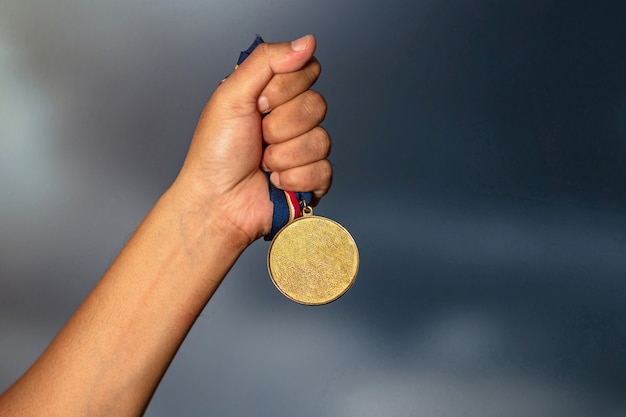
left=172, top=35, right=331, bottom=245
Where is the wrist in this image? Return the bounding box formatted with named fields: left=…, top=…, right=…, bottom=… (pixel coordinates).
left=161, top=181, right=254, bottom=253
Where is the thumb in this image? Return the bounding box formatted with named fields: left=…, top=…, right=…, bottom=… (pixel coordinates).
left=218, top=35, right=317, bottom=109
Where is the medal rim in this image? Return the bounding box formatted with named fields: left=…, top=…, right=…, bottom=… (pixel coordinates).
left=267, top=214, right=359, bottom=306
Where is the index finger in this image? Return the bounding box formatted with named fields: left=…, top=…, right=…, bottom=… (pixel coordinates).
left=257, top=57, right=321, bottom=114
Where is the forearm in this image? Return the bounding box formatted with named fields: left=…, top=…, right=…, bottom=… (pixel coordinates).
left=0, top=35, right=328, bottom=417
left=0, top=185, right=248, bottom=417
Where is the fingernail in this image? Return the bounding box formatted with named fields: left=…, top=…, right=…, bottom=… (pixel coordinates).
left=291, top=35, right=310, bottom=51
left=257, top=96, right=269, bottom=113
left=270, top=172, right=281, bottom=188
left=261, top=161, right=270, bottom=172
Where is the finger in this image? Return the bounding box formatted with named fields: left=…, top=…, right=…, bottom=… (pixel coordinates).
left=269, top=159, right=333, bottom=205
left=262, top=126, right=331, bottom=172
left=216, top=35, right=317, bottom=111
left=257, top=57, right=321, bottom=114
left=262, top=90, right=327, bottom=144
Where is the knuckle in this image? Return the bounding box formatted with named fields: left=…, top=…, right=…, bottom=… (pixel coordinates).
left=319, top=159, right=333, bottom=182
left=311, top=127, right=331, bottom=157
left=305, top=57, right=322, bottom=82
left=302, top=90, right=327, bottom=123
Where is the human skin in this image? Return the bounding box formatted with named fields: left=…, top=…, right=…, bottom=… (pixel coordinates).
left=0, top=35, right=331, bottom=417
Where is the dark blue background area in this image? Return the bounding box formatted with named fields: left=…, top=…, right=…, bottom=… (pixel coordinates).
left=326, top=1, right=626, bottom=203
left=1, top=1, right=626, bottom=415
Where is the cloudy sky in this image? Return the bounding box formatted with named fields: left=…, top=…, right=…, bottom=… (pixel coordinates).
left=2, top=1, right=626, bottom=415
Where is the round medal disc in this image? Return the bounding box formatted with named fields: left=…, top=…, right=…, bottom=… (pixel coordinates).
left=267, top=209, right=359, bottom=305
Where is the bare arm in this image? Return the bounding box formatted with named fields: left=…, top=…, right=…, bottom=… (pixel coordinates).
left=0, top=35, right=331, bottom=417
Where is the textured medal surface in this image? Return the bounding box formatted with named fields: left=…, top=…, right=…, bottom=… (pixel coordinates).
left=267, top=214, right=359, bottom=305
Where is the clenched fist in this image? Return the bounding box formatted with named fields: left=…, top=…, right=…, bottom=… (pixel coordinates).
left=173, top=35, right=332, bottom=244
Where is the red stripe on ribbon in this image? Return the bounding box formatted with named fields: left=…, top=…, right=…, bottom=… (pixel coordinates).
left=286, top=191, right=301, bottom=220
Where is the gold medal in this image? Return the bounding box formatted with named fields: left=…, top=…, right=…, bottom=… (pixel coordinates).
left=267, top=206, right=359, bottom=305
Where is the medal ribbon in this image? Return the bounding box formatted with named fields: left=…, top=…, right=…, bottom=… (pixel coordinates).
left=225, top=36, right=313, bottom=240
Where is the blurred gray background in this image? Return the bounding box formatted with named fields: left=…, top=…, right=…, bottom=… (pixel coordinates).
left=2, top=1, right=626, bottom=415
